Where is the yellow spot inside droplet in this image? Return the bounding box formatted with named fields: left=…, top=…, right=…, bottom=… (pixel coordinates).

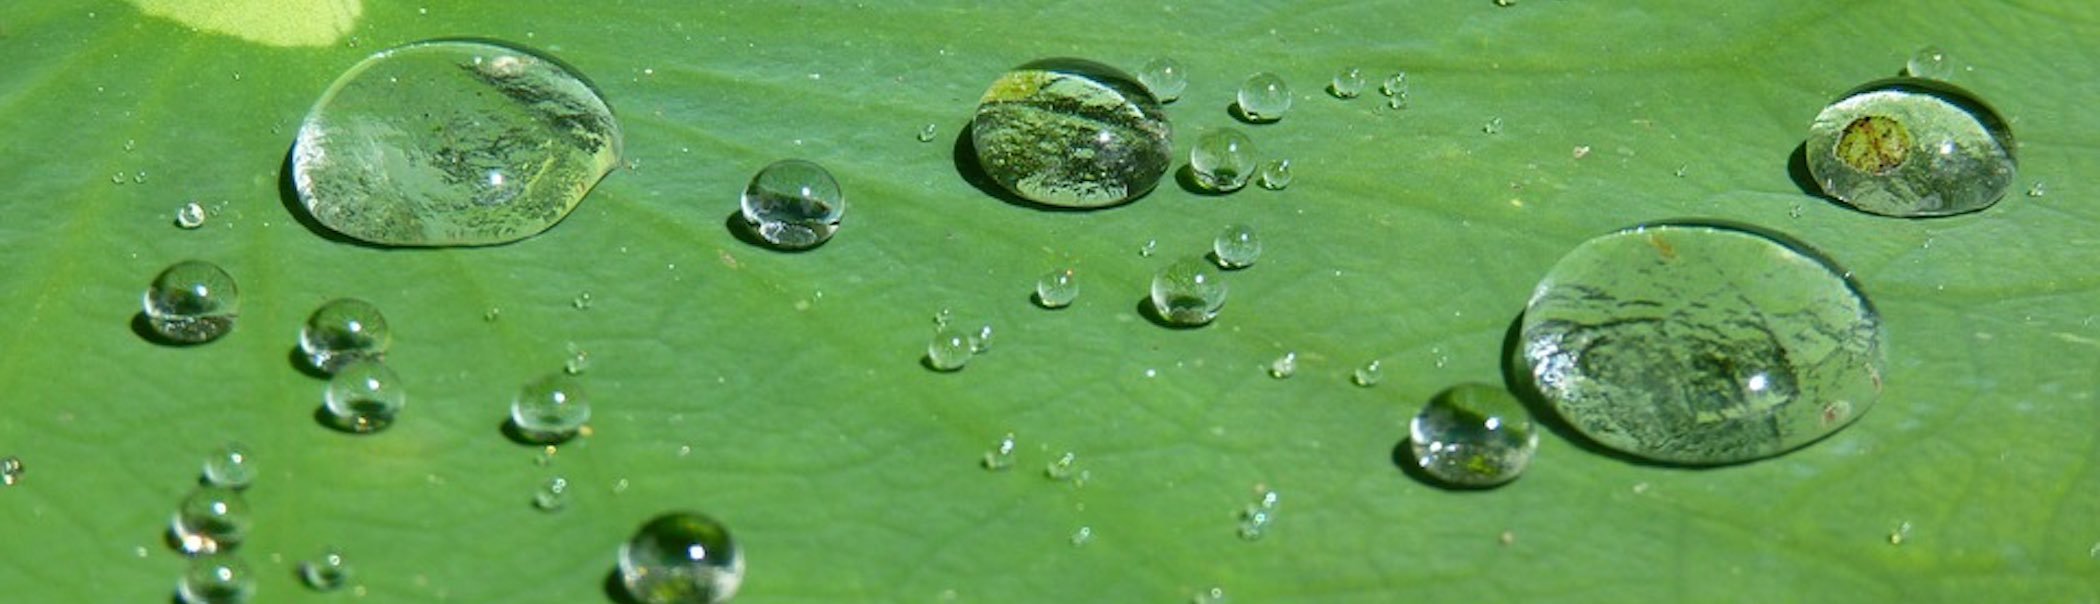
left=1836, top=115, right=1912, bottom=175
left=129, top=0, right=362, bottom=48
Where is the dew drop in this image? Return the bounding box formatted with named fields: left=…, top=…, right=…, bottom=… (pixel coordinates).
left=968, top=323, right=994, bottom=354
left=510, top=373, right=590, bottom=444
left=142, top=260, right=240, bottom=344
left=1805, top=79, right=2015, bottom=217
left=171, top=486, right=251, bottom=555
left=323, top=360, right=408, bottom=434
left=618, top=512, right=744, bottom=604
left=564, top=341, right=590, bottom=375
left=1380, top=72, right=1409, bottom=109
left=739, top=159, right=845, bottom=250
left=178, top=552, right=256, bottom=603
left=1236, top=72, right=1292, bottom=123
left=1483, top=117, right=1504, bottom=135
left=1904, top=46, right=1955, bottom=80
left=973, top=58, right=1172, bottom=208
left=1045, top=452, right=1078, bottom=481
left=915, top=123, right=937, bottom=142
left=1267, top=352, right=1297, bottom=379
left=1069, top=526, right=1094, bottom=547
left=926, top=326, right=973, bottom=372
left=299, top=547, right=352, bottom=592
left=1409, top=383, right=1539, bottom=487
left=1138, top=57, right=1187, bottom=103
left=299, top=298, right=392, bottom=374
left=981, top=432, right=1017, bottom=471
left=0, top=455, right=22, bottom=486
left=176, top=202, right=207, bottom=229
left=1190, top=127, right=1257, bottom=193
left=1035, top=268, right=1079, bottom=309
left=1212, top=224, right=1262, bottom=269
left=533, top=477, right=570, bottom=511
left=1329, top=67, right=1366, bottom=99
left=1257, top=159, right=1292, bottom=190
left=1151, top=257, right=1227, bottom=326
left=1352, top=360, right=1383, bottom=387
left=201, top=443, right=254, bottom=490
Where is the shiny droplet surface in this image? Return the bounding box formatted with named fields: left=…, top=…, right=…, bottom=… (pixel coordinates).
left=1521, top=222, right=1886, bottom=464
left=981, top=432, right=1017, bottom=471
left=1266, top=352, right=1296, bottom=379
left=1806, top=78, right=2015, bottom=217
left=292, top=39, right=623, bottom=246
left=1904, top=46, right=1955, bottom=80
left=533, top=476, right=569, bottom=511
left=1381, top=71, right=1410, bottom=109
left=1150, top=257, right=1227, bottom=326
left=1035, top=268, right=1079, bottom=309
left=299, top=298, right=393, bottom=374
left=972, top=58, right=1173, bottom=208
left=1137, top=56, right=1187, bottom=103
left=619, top=511, right=745, bottom=604
left=143, top=260, right=240, bottom=344
left=511, top=373, right=590, bottom=443
left=1236, top=72, right=1291, bottom=122
left=926, top=326, right=973, bottom=371
left=176, top=202, right=207, bottom=229
left=1329, top=67, right=1366, bottom=99
left=1190, top=127, right=1256, bottom=193
left=1257, top=159, right=1291, bottom=190
left=1, top=455, right=22, bottom=486
left=323, top=359, right=407, bottom=433
left=1352, top=360, right=1383, bottom=387
left=1408, top=383, right=1539, bottom=487
left=739, top=159, right=844, bottom=250
left=172, top=486, right=251, bottom=555
left=299, top=547, right=352, bottom=591
left=201, top=443, right=254, bottom=489
left=1212, top=224, right=1261, bottom=269
left=178, top=553, right=256, bottom=603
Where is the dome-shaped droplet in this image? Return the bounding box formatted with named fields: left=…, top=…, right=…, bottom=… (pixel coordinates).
left=178, top=553, right=256, bottom=603
left=1190, top=128, right=1257, bottom=193
left=171, top=486, right=251, bottom=555
left=619, top=511, right=745, bottom=604
left=739, top=159, right=844, bottom=250
left=510, top=373, right=590, bottom=443
left=142, top=260, right=240, bottom=344
left=971, top=58, right=1173, bottom=208
left=1236, top=72, right=1292, bottom=122
left=1150, top=257, right=1226, bottom=326
left=323, top=359, right=408, bottom=433
left=1409, top=383, right=1539, bottom=487
left=299, top=298, right=393, bottom=374
left=1805, top=78, right=2015, bottom=217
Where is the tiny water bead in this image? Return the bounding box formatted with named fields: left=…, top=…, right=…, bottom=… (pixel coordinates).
left=1237, top=488, right=1280, bottom=540
left=1044, top=451, right=1079, bottom=481
left=1482, top=117, right=1504, bottom=134
left=1408, top=384, right=1539, bottom=488
left=1069, top=526, right=1094, bottom=547
left=2026, top=182, right=2046, bottom=197
left=176, top=202, right=207, bottom=229
left=300, top=547, right=352, bottom=591
left=1189, top=127, right=1257, bottom=193
left=981, top=433, right=1017, bottom=471
left=926, top=326, right=974, bottom=371
left=1035, top=268, right=1079, bottom=309
left=972, top=58, right=1174, bottom=208
left=1151, top=257, right=1227, bottom=326
left=1806, top=78, right=2015, bottom=217
left=1521, top=223, right=1886, bottom=465
left=915, top=123, right=937, bottom=142
left=1381, top=72, right=1409, bottom=108
left=1257, top=159, right=1292, bottom=190
left=969, top=323, right=996, bottom=353
left=619, top=512, right=745, bottom=604
left=511, top=373, right=591, bottom=443
left=292, top=39, right=623, bottom=246
left=323, top=359, right=408, bottom=433
left=1212, top=224, right=1262, bottom=269
left=143, top=260, right=240, bottom=344
left=201, top=443, right=254, bottom=489
left=172, top=486, right=251, bottom=555
left=1330, top=67, right=1366, bottom=99
left=1352, top=360, right=1383, bottom=387
left=574, top=291, right=594, bottom=310
left=1235, top=72, right=1292, bottom=122
left=1905, top=46, right=1955, bottom=80
left=1267, top=352, right=1297, bottom=379
left=178, top=553, right=255, bottom=604
left=1194, top=587, right=1228, bottom=604
left=739, top=159, right=845, bottom=250
left=1, top=455, right=22, bottom=486
left=1137, top=56, right=1187, bottom=103
left=534, top=476, right=570, bottom=511
left=299, top=298, right=393, bottom=374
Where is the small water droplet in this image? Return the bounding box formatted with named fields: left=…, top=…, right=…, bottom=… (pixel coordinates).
left=123, top=138, right=137, bottom=152
left=2027, top=182, right=2046, bottom=197
left=201, top=443, right=254, bottom=489
left=1191, top=127, right=1257, bottom=192
left=1904, top=46, right=1955, bottom=80
left=134, top=170, right=148, bottom=183
left=324, top=360, right=408, bottom=433
left=981, top=432, right=1017, bottom=471
left=1789, top=203, right=1806, bottom=219
left=179, top=553, right=256, bottom=603
left=1139, top=239, right=1157, bottom=257
left=1236, top=72, right=1292, bottom=122
left=533, top=477, right=569, bottom=511
left=143, top=260, right=240, bottom=344
left=483, top=307, right=501, bottom=322
left=1213, top=224, right=1262, bottom=269
left=618, top=512, right=744, bottom=603
left=1493, top=0, right=1516, bottom=6
left=171, top=486, right=251, bottom=555
left=1257, top=159, right=1292, bottom=190
left=300, top=547, right=352, bottom=591
left=742, top=159, right=846, bottom=250
left=1045, top=452, right=1078, bottom=481
left=1572, top=145, right=1592, bottom=159
left=1352, top=360, right=1383, bottom=387
left=572, top=292, right=593, bottom=310
left=1138, top=57, right=1186, bottom=103
left=1267, top=352, right=1297, bottom=379
left=1498, top=530, right=1517, bottom=545
left=1151, top=257, right=1227, bottom=326
left=174, top=202, right=207, bottom=229
left=1069, top=526, right=1093, bottom=547
left=1380, top=72, right=1409, bottom=109
left=1035, top=268, right=1079, bottom=309
left=1673, top=164, right=1689, bottom=178
left=300, top=298, right=392, bottom=374
left=1193, top=587, right=1228, bottom=604
left=926, top=326, right=973, bottom=371
left=0, top=455, right=22, bottom=486
left=111, top=172, right=126, bottom=185
left=1482, top=117, right=1504, bottom=135
left=1409, top=384, right=1540, bottom=487
left=916, top=123, right=937, bottom=142
left=1888, top=521, right=1912, bottom=545
left=1329, top=67, right=1366, bottom=99
left=511, top=373, right=590, bottom=443
left=969, top=323, right=994, bottom=354
left=564, top=342, right=590, bottom=375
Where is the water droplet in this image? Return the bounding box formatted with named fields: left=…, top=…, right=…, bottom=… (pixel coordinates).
left=323, top=360, right=408, bottom=433
left=1482, top=117, right=1504, bottom=135
left=142, top=260, right=240, bottom=344
left=1788, top=203, right=1806, bottom=219
left=915, top=123, right=937, bottom=142
left=1673, top=164, right=1689, bottom=178
left=1409, top=383, right=1540, bottom=487
left=573, top=291, right=593, bottom=310
left=534, top=477, right=569, bottom=511
left=1137, top=57, right=1186, bottom=103
left=618, top=512, right=744, bottom=604
left=1212, top=224, right=1262, bottom=269
left=171, top=486, right=251, bottom=555
left=1045, top=452, right=1078, bottom=481
left=299, top=547, right=352, bottom=592
left=1069, top=526, right=1093, bottom=547
left=1139, top=239, right=1157, bottom=257
left=1806, top=79, right=2015, bottom=217
left=1572, top=145, right=1592, bottom=159
left=292, top=40, right=622, bottom=246
left=1888, top=521, right=1912, bottom=545
left=1494, top=0, right=1516, bottom=6
left=973, top=59, right=1172, bottom=208
left=1237, top=487, right=1279, bottom=540
left=969, top=323, right=995, bottom=354
left=1236, top=72, right=1292, bottom=122
left=1151, top=257, right=1227, bottom=326
left=1352, top=360, right=1383, bottom=387
left=511, top=373, right=590, bottom=443
left=483, top=307, right=501, bottom=322
left=1521, top=223, right=1885, bottom=464
left=1329, top=67, right=1366, bottom=99
left=1257, top=159, right=1292, bottom=190
left=1035, top=268, right=1079, bottom=309
left=2026, top=181, right=2046, bottom=197
left=933, top=307, right=955, bottom=326
left=1190, top=127, right=1257, bottom=193
left=176, top=202, right=207, bottom=229
left=1904, top=46, right=1955, bottom=80
left=739, top=159, right=845, bottom=250
left=926, top=326, right=973, bottom=372
left=1267, top=352, right=1297, bottom=379
left=134, top=170, right=148, bottom=184
left=1380, top=72, right=1409, bottom=108
left=0, top=455, right=22, bottom=486
left=124, top=138, right=137, bottom=152
left=299, top=298, right=392, bottom=374
left=1193, top=587, right=1228, bottom=604
left=981, top=433, right=1017, bottom=471
left=112, top=172, right=127, bottom=185
left=201, top=443, right=254, bottom=489
left=564, top=342, right=591, bottom=375
left=178, top=552, right=256, bottom=603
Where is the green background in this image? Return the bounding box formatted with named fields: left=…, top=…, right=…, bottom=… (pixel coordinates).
left=1, top=1, right=2094, bottom=601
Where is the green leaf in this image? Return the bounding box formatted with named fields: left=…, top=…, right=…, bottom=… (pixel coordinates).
left=2, top=1, right=2095, bottom=601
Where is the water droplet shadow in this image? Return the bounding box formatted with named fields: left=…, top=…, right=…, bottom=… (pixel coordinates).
left=1227, top=102, right=1278, bottom=125
left=287, top=346, right=329, bottom=379
left=311, top=406, right=391, bottom=435
left=498, top=417, right=578, bottom=447
left=278, top=144, right=392, bottom=250
left=722, top=211, right=827, bottom=253
left=131, top=312, right=213, bottom=347
left=1496, top=311, right=1703, bottom=469
left=1173, top=165, right=1234, bottom=197
left=951, top=122, right=1138, bottom=212
left=919, top=354, right=962, bottom=373
left=1785, top=141, right=1831, bottom=202
left=1134, top=296, right=1210, bottom=330
left=603, top=567, right=642, bottom=604
left=1205, top=251, right=1247, bottom=271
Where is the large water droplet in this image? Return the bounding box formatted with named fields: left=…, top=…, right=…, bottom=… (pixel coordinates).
left=1521, top=222, right=1886, bottom=464
left=510, top=373, right=590, bottom=443
left=291, top=40, right=623, bottom=246
left=178, top=552, right=256, bottom=603
left=739, top=159, right=844, bottom=250
left=1190, top=127, right=1257, bottom=193
left=323, top=359, right=408, bottom=433
left=143, top=260, right=240, bottom=344
left=1408, top=383, right=1539, bottom=487
left=299, top=298, right=392, bottom=374
left=1150, top=257, right=1227, bottom=326
left=972, top=58, right=1173, bottom=208
left=618, top=512, right=744, bottom=604
left=1805, top=78, right=2015, bottom=217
